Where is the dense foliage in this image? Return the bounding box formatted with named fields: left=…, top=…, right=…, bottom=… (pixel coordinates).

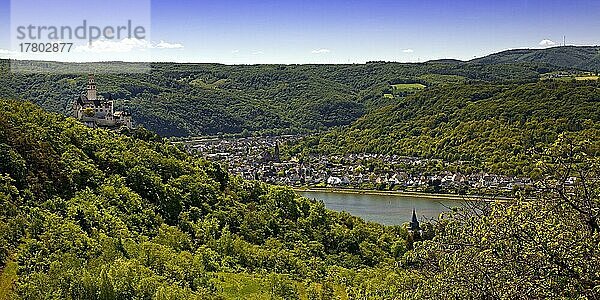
left=2, top=45, right=600, bottom=298
left=1, top=99, right=599, bottom=298
left=405, top=138, right=600, bottom=299
left=289, top=80, right=600, bottom=176
left=0, top=99, right=409, bottom=299
left=0, top=55, right=553, bottom=137
left=471, top=46, right=600, bottom=72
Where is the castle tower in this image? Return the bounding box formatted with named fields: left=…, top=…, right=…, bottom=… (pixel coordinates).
left=87, top=74, right=97, bottom=100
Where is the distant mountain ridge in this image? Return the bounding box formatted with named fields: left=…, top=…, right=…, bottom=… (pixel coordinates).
left=1, top=45, right=599, bottom=137
left=469, top=46, right=600, bottom=71
left=0, top=59, right=545, bottom=137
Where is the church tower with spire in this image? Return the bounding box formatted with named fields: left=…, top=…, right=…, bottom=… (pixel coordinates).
left=409, top=208, right=421, bottom=232
left=406, top=208, right=423, bottom=250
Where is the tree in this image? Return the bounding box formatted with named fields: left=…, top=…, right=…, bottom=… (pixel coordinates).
left=404, top=137, right=600, bottom=298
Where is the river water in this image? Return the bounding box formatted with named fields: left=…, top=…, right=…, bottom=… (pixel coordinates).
left=298, top=191, right=465, bottom=226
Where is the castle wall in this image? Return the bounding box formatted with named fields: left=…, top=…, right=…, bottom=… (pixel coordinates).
left=74, top=75, right=132, bottom=129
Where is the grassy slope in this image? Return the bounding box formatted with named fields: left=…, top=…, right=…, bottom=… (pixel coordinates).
left=0, top=259, right=17, bottom=300
left=391, top=83, right=426, bottom=91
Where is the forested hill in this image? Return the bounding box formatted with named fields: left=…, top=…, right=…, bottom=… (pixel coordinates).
left=470, top=46, right=600, bottom=71
left=1, top=99, right=599, bottom=298
left=0, top=57, right=552, bottom=137
left=289, top=80, right=600, bottom=176
left=0, top=98, right=410, bottom=298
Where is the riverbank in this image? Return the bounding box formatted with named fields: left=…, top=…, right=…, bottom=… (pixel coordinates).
left=294, top=187, right=511, bottom=202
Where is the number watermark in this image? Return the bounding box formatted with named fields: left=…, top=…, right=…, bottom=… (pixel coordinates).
left=19, top=43, right=74, bottom=53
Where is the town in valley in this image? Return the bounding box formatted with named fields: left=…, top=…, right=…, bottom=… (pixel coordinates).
left=181, top=135, right=540, bottom=197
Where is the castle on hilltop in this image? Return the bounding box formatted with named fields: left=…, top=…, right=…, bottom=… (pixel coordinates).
left=73, top=74, right=133, bottom=129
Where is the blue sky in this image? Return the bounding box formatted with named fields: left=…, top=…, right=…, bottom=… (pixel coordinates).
left=1, top=0, right=599, bottom=64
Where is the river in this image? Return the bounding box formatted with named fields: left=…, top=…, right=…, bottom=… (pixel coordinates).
left=298, top=190, right=465, bottom=226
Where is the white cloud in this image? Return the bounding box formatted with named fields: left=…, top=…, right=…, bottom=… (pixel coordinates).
left=539, top=39, right=556, bottom=47
left=231, top=49, right=240, bottom=54
left=402, top=49, right=414, bottom=53
left=155, top=40, right=184, bottom=49
left=252, top=50, right=264, bottom=55
left=0, top=48, right=20, bottom=59
left=75, top=38, right=149, bottom=53
left=74, top=38, right=184, bottom=53
left=311, top=48, right=331, bottom=54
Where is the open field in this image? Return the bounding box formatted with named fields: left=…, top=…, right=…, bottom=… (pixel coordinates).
left=391, top=83, right=427, bottom=91
left=542, top=72, right=600, bottom=82
left=575, top=76, right=600, bottom=81
left=216, top=272, right=348, bottom=299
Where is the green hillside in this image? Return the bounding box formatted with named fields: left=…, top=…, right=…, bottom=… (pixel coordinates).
left=471, top=46, right=600, bottom=71
left=289, top=80, right=600, bottom=175
left=0, top=58, right=550, bottom=137
left=3, top=47, right=598, bottom=138
left=1, top=99, right=598, bottom=299
left=0, top=98, right=411, bottom=299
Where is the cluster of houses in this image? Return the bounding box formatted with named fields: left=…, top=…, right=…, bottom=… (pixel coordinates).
left=183, top=136, right=537, bottom=196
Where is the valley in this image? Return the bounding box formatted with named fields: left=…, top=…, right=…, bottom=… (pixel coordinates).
left=1, top=45, right=600, bottom=299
